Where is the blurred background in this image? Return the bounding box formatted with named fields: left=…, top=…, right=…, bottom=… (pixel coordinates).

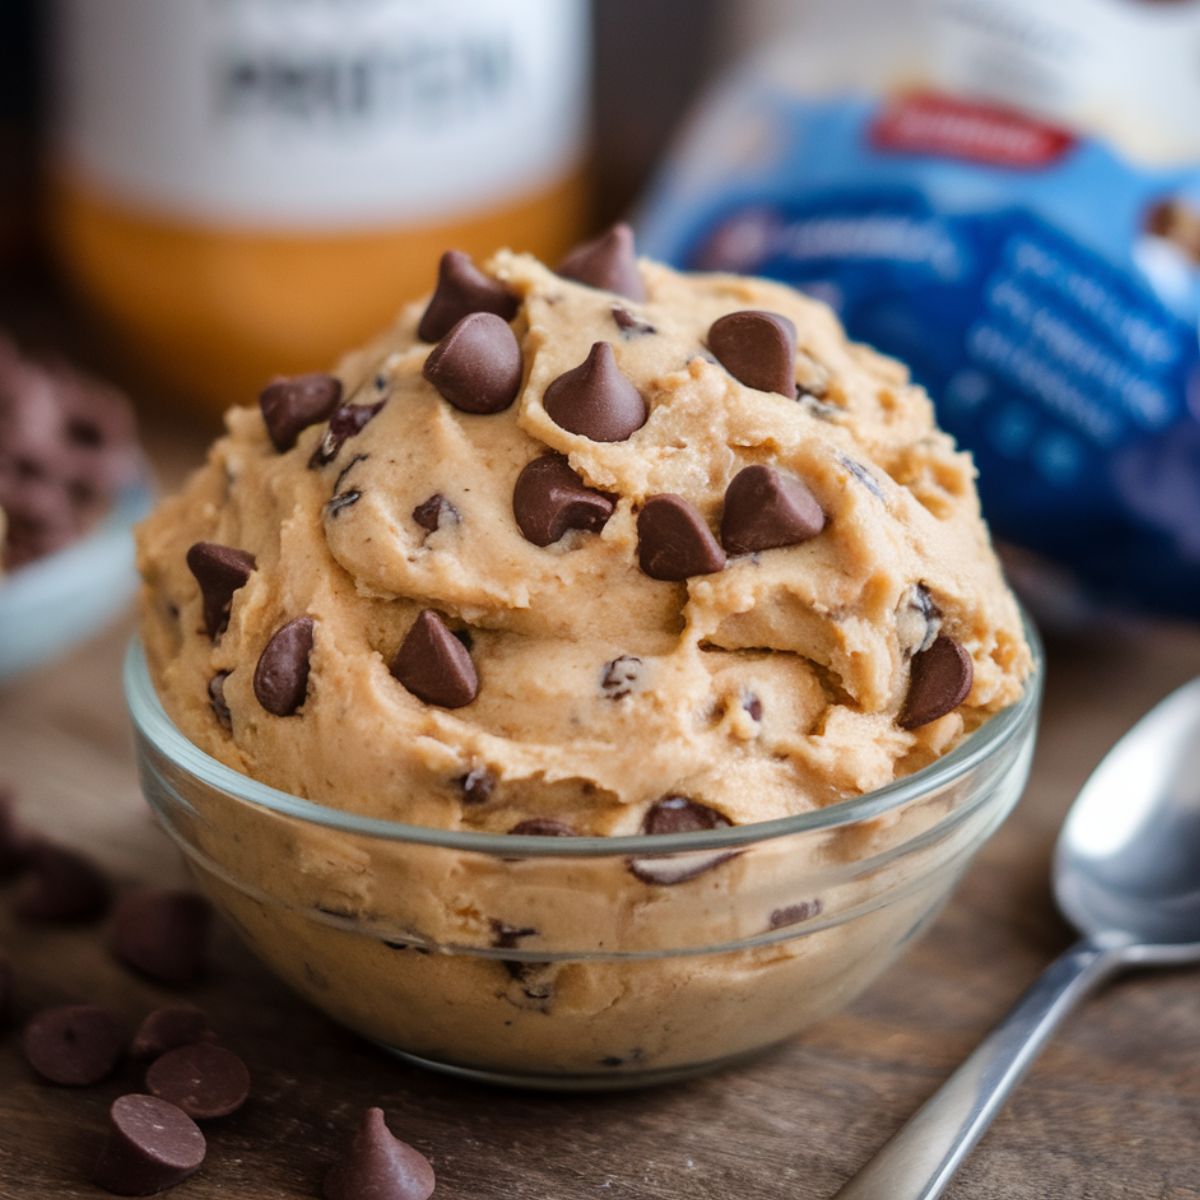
left=2, top=0, right=1200, bottom=676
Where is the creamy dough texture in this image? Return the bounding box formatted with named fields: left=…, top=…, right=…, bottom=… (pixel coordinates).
left=138, top=242, right=1030, bottom=834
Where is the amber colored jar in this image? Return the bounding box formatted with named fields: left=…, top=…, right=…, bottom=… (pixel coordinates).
left=49, top=0, right=590, bottom=415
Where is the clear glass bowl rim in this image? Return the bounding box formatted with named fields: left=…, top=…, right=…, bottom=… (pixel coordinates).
left=124, top=607, right=1043, bottom=858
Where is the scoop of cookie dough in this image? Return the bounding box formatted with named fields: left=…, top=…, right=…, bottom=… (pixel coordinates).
left=138, top=227, right=1031, bottom=835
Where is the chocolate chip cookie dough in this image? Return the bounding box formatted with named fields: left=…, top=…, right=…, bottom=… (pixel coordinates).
left=136, top=225, right=1033, bottom=1078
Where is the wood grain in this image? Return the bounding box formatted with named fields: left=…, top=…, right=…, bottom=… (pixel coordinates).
left=1, top=429, right=1199, bottom=1198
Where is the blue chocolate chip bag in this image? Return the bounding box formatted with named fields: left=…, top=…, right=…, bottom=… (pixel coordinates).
left=638, top=0, right=1200, bottom=621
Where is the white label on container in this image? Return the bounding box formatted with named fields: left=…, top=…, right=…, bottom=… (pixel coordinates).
left=53, top=0, right=589, bottom=227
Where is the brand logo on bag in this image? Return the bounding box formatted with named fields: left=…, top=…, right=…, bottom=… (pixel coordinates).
left=870, top=91, right=1075, bottom=169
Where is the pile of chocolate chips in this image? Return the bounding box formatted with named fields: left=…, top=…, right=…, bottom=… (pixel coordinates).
left=0, top=337, right=140, bottom=572
left=1, top=786, right=435, bottom=1199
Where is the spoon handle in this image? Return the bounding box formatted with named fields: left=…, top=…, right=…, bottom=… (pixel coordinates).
left=833, top=937, right=1125, bottom=1200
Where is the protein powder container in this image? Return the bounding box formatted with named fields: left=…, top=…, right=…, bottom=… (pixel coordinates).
left=49, top=0, right=589, bottom=414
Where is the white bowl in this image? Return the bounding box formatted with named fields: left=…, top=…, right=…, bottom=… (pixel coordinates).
left=0, top=473, right=154, bottom=681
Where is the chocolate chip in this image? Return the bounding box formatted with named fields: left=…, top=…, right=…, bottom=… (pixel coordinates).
left=557, top=222, right=646, bottom=301
left=324, top=1107, right=436, bottom=1200
left=502, top=961, right=554, bottom=1005
left=332, top=452, right=368, bottom=495
left=92, top=1094, right=206, bottom=1196
left=0, top=956, right=13, bottom=1026
left=720, top=464, right=825, bottom=555
left=418, top=249, right=519, bottom=343
left=15, top=842, right=109, bottom=923
left=391, top=610, right=479, bottom=708
left=897, top=584, right=942, bottom=658
left=600, top=655, right=643, bottom=700
left=542, top=342, right=647, bottom=442
left=628, top=795, right=735, bottom=886
left=636, top=494, right=727, bottom=581
left=309, top=401, right=385, bottom=468
left=841, top=456, right=885, bottom=501
left=253, top=616, right=315, bottom=716
left=769, top=899, right=823, bottom=929
left=112, top=891, right=212, bottom=986
left=901, top=636, right=973, bottom=729
left=422, top=312, right=522, bottom=415
left=457, top=767, right=495, bottom=805
left=707, top=310, right=798, bottom=398
left=326, top=489, right=361, bottom=516
left=259, top=373, right=343, bottom=452
left=185, top=543, right=256, bottom=639
left=208, top=672, right=232, bottom=731
left=642, top=795, right=730, bottom=837
left=490, top=920, right=537, bottom=951
left=412, top=493, right=458, bottom=533
left=131, top=1008, right=215, bottom=1060
left=146, top=1043, right=250, bottom=1120
left=512, top=453, right=615, bottom=546
left=611, top=304, right=656, bottom=336
left=508, top=818, right=576, bottom=837
left=22, top=1004, right=123, bottom=1085
left=743, top=692, right=764, bottom=722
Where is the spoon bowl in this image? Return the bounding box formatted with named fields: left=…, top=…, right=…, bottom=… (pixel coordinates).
left=1056, top=675, right=1200, bottom=952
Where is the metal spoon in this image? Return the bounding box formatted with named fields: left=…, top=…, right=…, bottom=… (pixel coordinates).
left=835, top=676, right=1200, bottom=1200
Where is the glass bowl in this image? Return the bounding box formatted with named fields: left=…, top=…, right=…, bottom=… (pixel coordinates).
left=124, top=619, right=1042, bottom=1090
left=0, top=474, right=154, bottom=681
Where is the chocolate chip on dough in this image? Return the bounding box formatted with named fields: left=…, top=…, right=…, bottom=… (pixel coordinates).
left=418, top=249, right=519, bottom=343
left=707, top=310, right=798, bottom=398
left=769, top=899, right=824, bottom=929
left=146, top=1043, right=250, bottom=1120
left=542, top=342, right=647, bottom=442
left=512, top=453, right=615, bottom=547
left=309, top=400, right=385, bottom=468
left=391, top=610, right=479, bottom=708
left=636, top=494, right=726, bottom=581
left=900, top=636, right=973, bottom=729
left=92, top=1094, right=206, bottom=1196
left=490, top=920, right=537, bottom=950
left=15, top=842, right=109, bottom=923
left=720, top=464, right=825, bottom=555
left=259, top=373, right=343, bottom=452
left=112, top=890, right=212, bottom=986
left=600, top=655, right=642, bottom=700
left=841, top=456, right=886, bottom=501
left=641, top=795, right=730, bottom=837
left=253, top=617, right=315, bottom=717
left=743, top=692, right=764, bottom=722
left=207, top=671, right=232, bottom=731
left=557, top=222, right=646, bottom=301
left=457, top=767, right=495, bottom=805
left=326, top=489, right=361, bottom=517
left=324, top=1107, right=436, bottom=1200
left=611, top=304, right=656, bottom=336
left=508, top=818, right=576, bottom=837
left=897, top=583, right=942, bottom=658
left=185, top=543, right=256, bottom=640
left=22, top=1004, right=123, bottom=1086
left=422, top=312, right=522, bottom=415
left=412, top=493, right=459, bottom=533
left=628, top=795, right=735, bottom=886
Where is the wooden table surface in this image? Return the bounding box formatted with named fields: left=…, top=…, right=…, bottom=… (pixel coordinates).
left=1, top=424, right=1199, bottom=1199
